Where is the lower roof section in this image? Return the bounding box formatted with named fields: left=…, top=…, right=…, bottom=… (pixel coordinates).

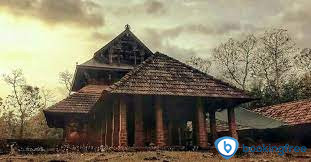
left=216, top=107, right=284, bottom=129
left=253, top=99, right=311, bottom=125
left=44, top=85, right=109, bottom=114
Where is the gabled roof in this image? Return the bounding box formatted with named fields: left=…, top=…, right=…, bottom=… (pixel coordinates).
left=93, top=25, right=153, bottom=60
left=253, top=99, right=311, bottom=125
left=109, top=52, right=253, bottom=99
left=71, top=25, right=153, bottom=92
left=44, top=85, right=109, bottom=114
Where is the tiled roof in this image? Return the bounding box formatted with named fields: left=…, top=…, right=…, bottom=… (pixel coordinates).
left=253, top=99, right=311, bottom=125
left=44, top=85, right=109, bottom=114
left=109, top=52, right=253, bottom=99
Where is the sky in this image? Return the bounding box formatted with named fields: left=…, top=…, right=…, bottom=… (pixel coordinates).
left=0, top=0, right=310, bottom=100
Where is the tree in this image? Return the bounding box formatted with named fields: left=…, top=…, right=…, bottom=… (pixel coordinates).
left=295, top=48, right=311, bottom=73
left=186, top=56, right=211, bottom=73
left=3, top=69, right=42, bottom=138
left=299, top=73, right=311, bottom=99
left=41, top=87, right=56, bottom=109
left=212, top=34, right=257, bottom=90
left=27, top=87, right=63, bottom=139
left=253, top=29, right=296, bottom=98
left=59, top=70, right=73, bottom=96
left=0, top=108, right=18, bottom=138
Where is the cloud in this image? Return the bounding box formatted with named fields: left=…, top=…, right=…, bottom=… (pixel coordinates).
left=278, top=1, right=311, bottom=48
left=89, top=31, right=114, bottom=42
left=147, top=23, right=247, bottom=38
left=144, top=0, right=166, bottom=15
left=0, top=0, right=104, bottom=28
left=142, top=27, right=198, bottom=59
left=183, top=23, right=242, bottom=35
left=111, top=0, right=167, bottom=16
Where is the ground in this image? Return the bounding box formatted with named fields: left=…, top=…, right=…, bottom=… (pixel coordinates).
left=0, top=151, right=310, bottom=162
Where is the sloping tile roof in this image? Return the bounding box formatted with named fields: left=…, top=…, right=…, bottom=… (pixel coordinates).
left=44, top=85, right=109, bottom=114
left=109, top=52, right=253, bottom=99
left=253, top=99, right=311, bottom=125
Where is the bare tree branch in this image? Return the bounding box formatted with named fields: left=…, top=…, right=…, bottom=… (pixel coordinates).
left=253, top=29, right=297, bottom=98
left=59, top=70, right=73, bottom=96
left=212, top=35, right=257, bottom=90
left=295, top=48, right=311, bottom=73
left=186, top=56, right=211, bottom=74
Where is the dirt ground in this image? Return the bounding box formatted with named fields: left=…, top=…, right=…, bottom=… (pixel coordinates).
left=0, top=151, right=311, bottom=162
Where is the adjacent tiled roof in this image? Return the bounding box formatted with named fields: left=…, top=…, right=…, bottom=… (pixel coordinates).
left=44, top=85, right=109, bottom=114
left=109, top=52, right=253, bottom=99
left=253, top=99, right=311, bottom=125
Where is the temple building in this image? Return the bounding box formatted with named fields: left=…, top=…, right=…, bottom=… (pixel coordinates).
left=44, top=25, right=254, bottom=148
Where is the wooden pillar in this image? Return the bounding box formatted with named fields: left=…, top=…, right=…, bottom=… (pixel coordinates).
left=228, top=107, right=238, bottom=140
left=113, top=99, right=120, bottom=146
left=63, top=124, right=67, bottom=142
left=168, top=120, right=173, bottom=145
left=106, top=107, right=113, bottom=146
left=102, top=112, right=107, bottom=146
left=134, top=96, right=144, bottom=147
left=108, top=48, right=113, bottom=64
left=155, top=96, right=165, bottom=147
left=196, top=98, right=208, bottom=148
left=209, top=111, right=217, bottom=143
left=119, top=96, right=128, bottom=146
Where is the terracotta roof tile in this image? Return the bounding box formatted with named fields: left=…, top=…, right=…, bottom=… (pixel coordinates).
left=253, top=99, right=311, bottom=125
left=45, top=85, right=109, bottom=114
left=109, top=52, right=253, bottom=99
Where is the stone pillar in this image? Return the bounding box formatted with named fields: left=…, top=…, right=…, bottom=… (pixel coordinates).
left=196, top=98, right=208, bottom=148
left=155, top=96, right=165, bottom=147
left=134, top=96, right=144, bottom=147
left=113, top=96, right=128, bottom=146
left=228, top=107, right=238, bottom=140
left=119, top=96, right=128, bottom=146
left=209, top=111, right=218, bottom=143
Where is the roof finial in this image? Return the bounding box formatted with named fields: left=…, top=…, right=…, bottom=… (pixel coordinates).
left=125, top=24, right=130, bottom=30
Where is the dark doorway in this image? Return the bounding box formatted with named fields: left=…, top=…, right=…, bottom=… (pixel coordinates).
left=127, top=103, right=135, bottom=146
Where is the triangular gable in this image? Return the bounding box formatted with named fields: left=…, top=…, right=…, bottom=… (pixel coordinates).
left=93, top=25, right=153, bottom=63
